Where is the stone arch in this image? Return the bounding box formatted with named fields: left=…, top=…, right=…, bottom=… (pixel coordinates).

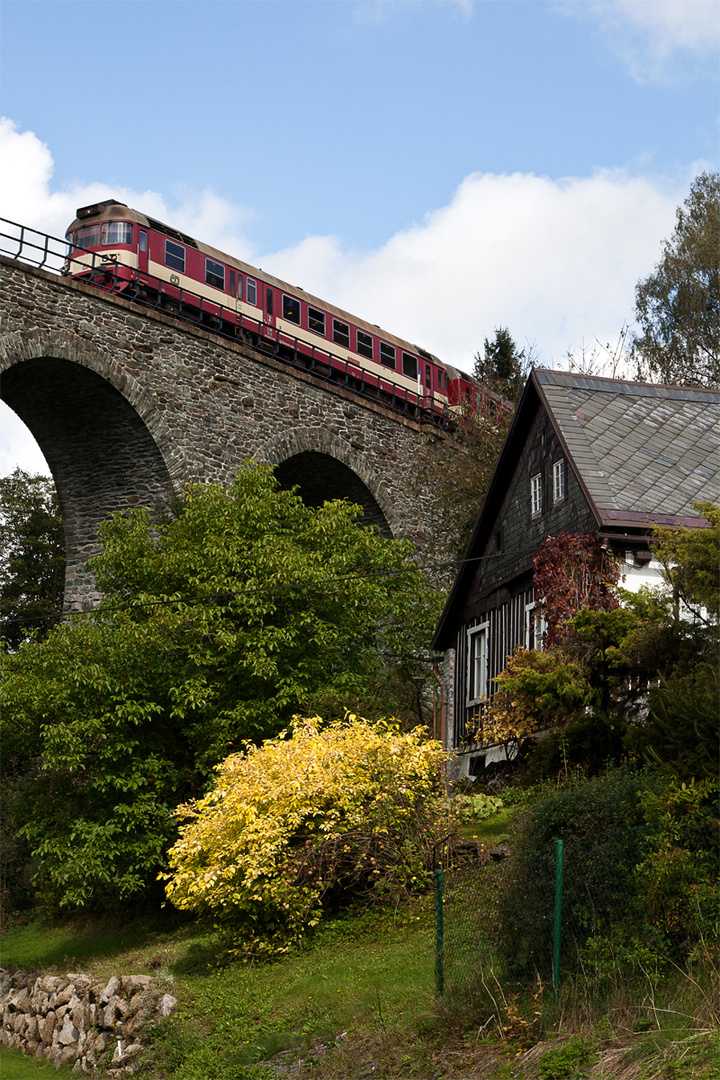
left=0, top=329, right=176, bottom=609
left=255, top=428, right=397, bottom=537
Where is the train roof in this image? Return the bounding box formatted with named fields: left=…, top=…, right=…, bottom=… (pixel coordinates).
left=69, top=200, right=447, bottom=364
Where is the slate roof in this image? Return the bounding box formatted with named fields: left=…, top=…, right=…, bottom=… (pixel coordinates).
left=433, top=370, right=720, bottom=650
left=535, top=370, right=720, bottom=525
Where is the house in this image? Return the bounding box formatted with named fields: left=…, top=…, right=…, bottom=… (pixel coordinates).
left=432, top=369, right=720, bottom=775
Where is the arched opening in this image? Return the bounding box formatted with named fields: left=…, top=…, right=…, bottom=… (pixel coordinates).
left=274, top=451, right=392, bottom=536
left=1, top=357, right=174, bottom=610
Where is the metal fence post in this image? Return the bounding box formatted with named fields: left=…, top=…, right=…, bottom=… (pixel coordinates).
left=553, top=838, right=564, bottom=1001
left=434, top=867, right=444, bottom=997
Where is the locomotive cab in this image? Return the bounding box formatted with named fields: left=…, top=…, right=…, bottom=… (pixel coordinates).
left=64, top=199, right=136, bottom=289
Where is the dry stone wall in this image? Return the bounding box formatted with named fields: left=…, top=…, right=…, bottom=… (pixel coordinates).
left=0, top=256, right=449, bottom=609
left=0, top=966, right=177, bottom=1075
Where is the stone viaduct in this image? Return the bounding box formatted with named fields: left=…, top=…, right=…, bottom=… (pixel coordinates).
left=0, top=255, right=449, bottom=609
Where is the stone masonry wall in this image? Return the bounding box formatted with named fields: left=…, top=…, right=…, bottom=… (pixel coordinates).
left=0, top=256, right=448, bottom=608
left=0, top=965, right=177, bottom=1075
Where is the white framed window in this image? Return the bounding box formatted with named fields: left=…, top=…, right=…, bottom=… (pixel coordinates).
left=553, top=459, right=565, bottom=504
left=205, top=258, right=224, bottom=290
left=525, top=602, right=546, bottom=651
left=333, top=319, right=350, bottom=347
left=380, top=342, right=396, bottom=369
left=402, top=352, right=418, bottom=379
left=164, top=239, right=185, bottom=273
left=246, top=278, right=257, bottom=306
left=531, top=473, right=542, bottom=516
left=357, top=330, right=373, bottom=359
left=308, top=306, right=326, bottom=335
left=466, top=622, right=489, bottom=706
left=283, top=295, right=301, bottom=324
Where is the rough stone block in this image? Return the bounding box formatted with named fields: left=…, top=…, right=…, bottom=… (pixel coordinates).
left=55, top=982, right=74, bottom=1006
left=100, top=976, right=121, bottom=1004
left=102, top=999, right=119, bottom=1028
left=41, top=1011, right=56, bottom=1045
left=157, top=993, right=178, bottom=1018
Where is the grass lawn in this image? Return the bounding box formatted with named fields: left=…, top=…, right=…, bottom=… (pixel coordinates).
left=5, top=899, right=717, bottom=1079
left=0, top=901, right=438, bottom=1080
left=0, top=1045, right=76, bottom=1079
left=457, top=805, right=515, bottom=847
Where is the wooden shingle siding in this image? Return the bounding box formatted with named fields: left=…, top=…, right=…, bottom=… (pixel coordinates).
left=453, top=585, right=535, bottom=747
left=451, top=406, right=595, bottom=749
left=475, top=411, right=595, bottom=602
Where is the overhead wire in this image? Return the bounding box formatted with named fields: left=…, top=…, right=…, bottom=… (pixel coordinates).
left=0, top=546, right=540, bottom=628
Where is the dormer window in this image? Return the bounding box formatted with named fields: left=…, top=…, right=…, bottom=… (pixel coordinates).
left=531, top=473, right=542, bottom=517
left=553, top=459, right=565, bottom=504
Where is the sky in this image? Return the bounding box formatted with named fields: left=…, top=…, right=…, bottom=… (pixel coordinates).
left=0, top=0, right=718, bottom=476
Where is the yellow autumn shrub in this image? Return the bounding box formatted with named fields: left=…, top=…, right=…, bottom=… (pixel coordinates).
left=163, top=715, right=448, bottom=954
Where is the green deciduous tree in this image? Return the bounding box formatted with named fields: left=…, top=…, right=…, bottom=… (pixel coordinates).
left=0, top=468, right=65, bottom=651
left=632, top=172, right=720, bottom=387
left=417, top=401, right=512, bottom=560
left=653, top=501, right=720, bottom=622
left=0, top=464, right=442, bottom=910
left=417, top=327, right=530, bottom=559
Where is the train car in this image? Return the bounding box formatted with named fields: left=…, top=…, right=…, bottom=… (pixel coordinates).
left=64, top=199, right=484, bottom=423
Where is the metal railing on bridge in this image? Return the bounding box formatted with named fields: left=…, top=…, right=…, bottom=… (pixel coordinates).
left=0, top=217, right=453, bottom=431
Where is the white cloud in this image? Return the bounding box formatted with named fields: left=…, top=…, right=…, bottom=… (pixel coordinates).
left=261, top=168, right=683, bottom=371
left=0, top=119, right=689, bottom=475
left=0, top=118, right=255, bottom=257
left=564, top=0, right=720, bottom=82
left=0, top=411, right=50, bottom=476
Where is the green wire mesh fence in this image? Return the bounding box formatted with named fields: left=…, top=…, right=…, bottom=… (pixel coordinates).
left=434, top=818, right=719, bottom=1001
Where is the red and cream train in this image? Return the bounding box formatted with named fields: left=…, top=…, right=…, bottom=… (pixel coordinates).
left=64, top=199, right=486, bottom=423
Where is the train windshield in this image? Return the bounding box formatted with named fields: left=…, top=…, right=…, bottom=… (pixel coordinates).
left=70, top=222, right=133, bottom=249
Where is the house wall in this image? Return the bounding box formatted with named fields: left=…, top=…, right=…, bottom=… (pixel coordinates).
left=452, top=405, right=596, bottom=756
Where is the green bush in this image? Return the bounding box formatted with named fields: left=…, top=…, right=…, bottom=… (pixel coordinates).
left=495, top=769, right=719, bottom=979
left=635, top=778, right=719, bottom=957
left=496, top=768, right=651, bottom=977
left=537, top=1036, right=596, bottom=1079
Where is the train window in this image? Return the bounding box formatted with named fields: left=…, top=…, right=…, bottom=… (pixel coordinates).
left=437, top=370, right=444, bottom=391
left=139, top=230, right=147, bottom=252
left=402, top=353, right=418, bottom=379
left=425, top=365, right=432, bottom=389
left=247, top=278, right=257, bottom=305
left=101, top=222, right=133, bottom=245
left=229, top=270, right=235, bottom=295
left=266, top=288, right=274, bottom=316
left=357, top=331, right=373, bottom=359
left=237, top=275, right=243, bottom=300
left=206, top=259, right=225, bottom=289
left=75, top=224, right=101, bottom=248
left=333, top=319, right=350, bottom=348
left=380, top=342, right=396, bottom=369
left=308, top=307, right=326, bottom=335
left=283, top=295, right=301, bottom=324
left=165, top=240, right=185, bottom=273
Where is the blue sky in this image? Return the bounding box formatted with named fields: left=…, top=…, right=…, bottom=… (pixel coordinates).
left=1, top=0, right=718, bottom=473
